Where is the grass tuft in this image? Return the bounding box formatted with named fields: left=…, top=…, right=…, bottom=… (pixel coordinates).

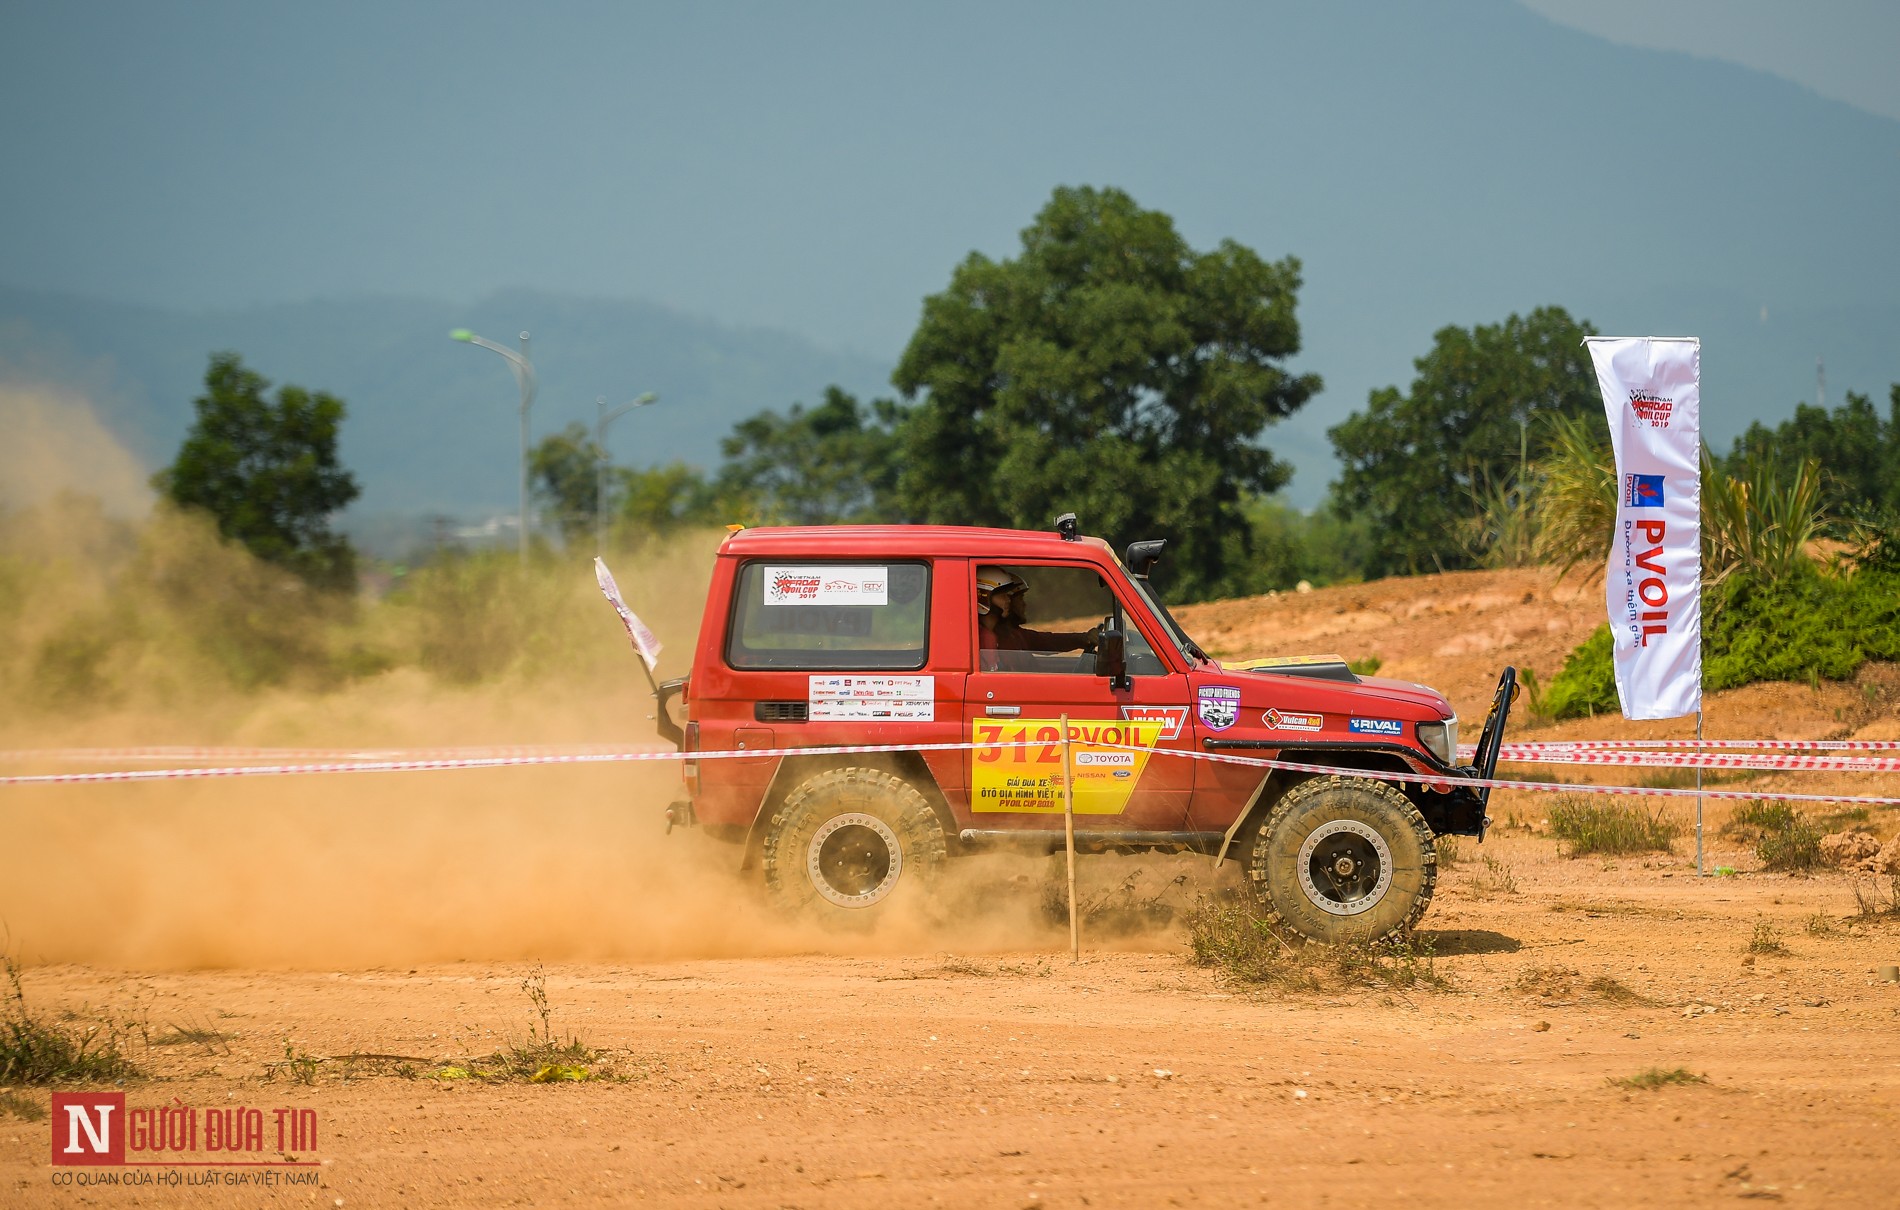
left=1747, top=921, right=1786, bottom=955
left=1466, top=854, right=1519, bottom=898
left=1547, top=798, right=1679, bottom=857
left=1852, top=874, right=1900, bottom=918
left=1610, top=1067, right=1707, bottom=1091
left=1, top=957, right=143, bottom=1085
left=1185, top=897, right=1448, bottom=994
left=430, top=965, right=621, bottom=1084
left=1750, top=806, right=1825, bottom=873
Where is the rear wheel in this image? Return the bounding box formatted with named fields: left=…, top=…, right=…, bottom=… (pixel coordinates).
left=761, top=767, right=946, bottom=922
left=1246, top=775, right=1436, bottom=943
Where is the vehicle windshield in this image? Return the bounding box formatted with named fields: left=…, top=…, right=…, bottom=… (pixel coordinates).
left=1126, top=572, right=1209, bottom=664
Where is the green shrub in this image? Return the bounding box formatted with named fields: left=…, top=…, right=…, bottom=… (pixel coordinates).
left=1704, top=567, right=1900, bottom=691
left=1547, top=798, right=1678, bottom=856
left=1541, top=624, right=1618, bottom=719
left=1541, top=566, right=1900, bottom=718
left=1755, top=813, right=1825, bottom=873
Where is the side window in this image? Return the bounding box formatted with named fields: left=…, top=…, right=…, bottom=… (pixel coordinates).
left=727, top=562, right=930, bottom=670
left=978, top=564, right=1166, bottom=675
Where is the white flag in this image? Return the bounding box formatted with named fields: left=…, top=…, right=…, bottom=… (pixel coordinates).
left=1586, top=337, right=1702, bottom=720
left=594, top=557, right=663, bottom=673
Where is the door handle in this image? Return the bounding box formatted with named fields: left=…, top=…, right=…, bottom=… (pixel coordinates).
left=985, top=705, right=1021, bottom=717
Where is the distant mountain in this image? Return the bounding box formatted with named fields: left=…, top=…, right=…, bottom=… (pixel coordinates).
left=0, top=285, right=893, bottom=535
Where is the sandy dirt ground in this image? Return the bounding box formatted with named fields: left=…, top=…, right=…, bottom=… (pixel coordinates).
left=4, top=569, right=1898, bottom=1207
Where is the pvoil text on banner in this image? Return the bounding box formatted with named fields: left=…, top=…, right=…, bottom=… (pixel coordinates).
left=1586, top=337, right=1702, bottom=720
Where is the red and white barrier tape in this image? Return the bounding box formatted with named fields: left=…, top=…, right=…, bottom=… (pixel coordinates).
left=0, top=743, right=662, bottom=764
left=1476, top=738, right=1900, bottom=752
left=2, top=737, right=1895, bottom=806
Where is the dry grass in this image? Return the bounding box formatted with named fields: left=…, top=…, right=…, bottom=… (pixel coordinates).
left=1610, top=1067, right=1707, bottom=1092
left=1466, top=854, right=1519, bottom=898
left=1747, top=922, right=1787, bottom=955
left=1, top=957, right=144, bottom=1085
left=1547, top=798, right=1679, bottom=857
left=1185, top=897, right=1448, bottom=994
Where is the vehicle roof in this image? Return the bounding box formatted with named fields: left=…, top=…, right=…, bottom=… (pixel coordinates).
left=720, top=525, right=1117, bottom=561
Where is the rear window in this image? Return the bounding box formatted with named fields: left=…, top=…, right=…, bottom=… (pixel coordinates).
left=726, top=561, right=930, bottom=670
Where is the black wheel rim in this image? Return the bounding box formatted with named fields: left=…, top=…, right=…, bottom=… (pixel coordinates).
left=1296, top=819, right=1393, bottom=916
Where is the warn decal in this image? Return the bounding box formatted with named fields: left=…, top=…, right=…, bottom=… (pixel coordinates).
left=1120, top=705, right=1188, bottom=740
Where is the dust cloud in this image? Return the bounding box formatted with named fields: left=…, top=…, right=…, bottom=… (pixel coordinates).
left=1, top=383, right=1191, bottom=969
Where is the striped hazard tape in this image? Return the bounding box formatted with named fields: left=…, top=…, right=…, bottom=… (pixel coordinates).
left=2, top=736, right=1895, bottom=806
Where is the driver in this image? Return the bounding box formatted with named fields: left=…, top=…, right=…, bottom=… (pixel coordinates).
left=977, top=567, right=1100, bottom=659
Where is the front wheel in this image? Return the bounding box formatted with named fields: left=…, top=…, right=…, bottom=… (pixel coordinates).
left=1246, top=775, right=1436, bottom=944
left=760, top=766, right=946, bottom=923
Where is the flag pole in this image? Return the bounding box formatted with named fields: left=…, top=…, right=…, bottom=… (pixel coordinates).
left=1695, top=707, right=1705, bottom=877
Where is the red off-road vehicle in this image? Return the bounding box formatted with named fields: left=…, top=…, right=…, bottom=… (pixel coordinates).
left=655, top=516, right=1515, bottom=942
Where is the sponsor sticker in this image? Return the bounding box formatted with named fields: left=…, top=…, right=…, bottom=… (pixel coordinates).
left=1120, top=704, right=1188, bottom=740
left=1348, top=717, right=1405, bottom=738
left=764, top=565, right=889, bottom=606
left=807, top=675, right=934, bottom=721
left=970, top=718, right=1165, bottom=814
left=1262, top=709, right=1323, bottom=732
left=1197, top=685, right=1241, bottom=732
left=1624, top=473, right=1665, bottom=508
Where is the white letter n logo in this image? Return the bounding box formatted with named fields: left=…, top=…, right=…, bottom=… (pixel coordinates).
left=64, top=1103, right=113, bottom=1154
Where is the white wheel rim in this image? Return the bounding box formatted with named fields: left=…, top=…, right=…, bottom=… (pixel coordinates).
left=1296, top=819, right=1394, bottom=917
left=807, top=812, right=904, bottom=909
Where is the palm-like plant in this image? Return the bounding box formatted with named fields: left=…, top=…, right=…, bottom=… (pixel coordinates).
left=1532, top=412, right=1617, bottom=580
left=1702, top=451, right=1828, bottom=587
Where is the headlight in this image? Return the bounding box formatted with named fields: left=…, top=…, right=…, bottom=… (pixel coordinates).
left=1416, top=716, right=1457, bottom=766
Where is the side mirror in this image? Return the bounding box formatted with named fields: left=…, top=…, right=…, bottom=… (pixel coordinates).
left=1097, top=623, right=1129, bottom=690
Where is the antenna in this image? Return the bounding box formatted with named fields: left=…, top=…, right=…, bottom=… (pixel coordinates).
left=1817, top=357, right=1826, bottom=410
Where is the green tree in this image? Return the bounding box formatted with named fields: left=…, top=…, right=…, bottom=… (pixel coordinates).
left=1326, top=306, right=1599, bottom=577
left=1725, top=385, right=1899, bottom=515
left=611, top=461, right=725, bottom=537
left=529, top=423, right=606, bottom=547
left=713, top=386, right=905, bottom=525
left=156, top=352, right=359, bottom=590
left=889, top=185, right=1320, bottom=600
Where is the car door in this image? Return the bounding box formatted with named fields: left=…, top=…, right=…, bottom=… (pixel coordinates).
left=960, top=560, right=1197, bottom=835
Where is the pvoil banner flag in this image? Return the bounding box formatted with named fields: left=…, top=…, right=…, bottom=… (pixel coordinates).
left=594, top=557, right=663, bottom=672
left=1586, top=337, right=1702, bottom=720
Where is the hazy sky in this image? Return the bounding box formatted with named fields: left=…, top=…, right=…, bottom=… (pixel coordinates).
left=2, top=1, right=1894, bottom=509
left=1523, top=0, right=1900, bottom=123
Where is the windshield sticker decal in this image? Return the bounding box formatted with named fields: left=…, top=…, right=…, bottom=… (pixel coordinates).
left=808, top=675, right=933, bottom=721
left=764, top=565, right=889, bottom=606
left=1197, top=685, right=1241, bottom=731
left=1120, top=705, right=1188, bottom=741
left=1348, top=717, right=1405, bottom=737
left=1262, top=709, right=1323, bottom=732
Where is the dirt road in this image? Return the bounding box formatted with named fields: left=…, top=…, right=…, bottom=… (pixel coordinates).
left=4, top=569, right=1898, bottom=1206
left=5, top=834, right=1899, bottom=1208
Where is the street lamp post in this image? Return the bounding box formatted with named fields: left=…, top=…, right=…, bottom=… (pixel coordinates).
left=450, top=328, right=537, bottom=565
left=595, top=392, right=658, bottom=556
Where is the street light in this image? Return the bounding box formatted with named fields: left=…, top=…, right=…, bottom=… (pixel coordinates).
left=595, top=392, right=659, bottom=556
left=450, top=328, right=537, bottom=565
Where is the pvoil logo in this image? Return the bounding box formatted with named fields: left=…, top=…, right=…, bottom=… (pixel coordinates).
left=1624, top=474, right=1665, bottom=508
left=52, top=1093, right=125, bottom=1166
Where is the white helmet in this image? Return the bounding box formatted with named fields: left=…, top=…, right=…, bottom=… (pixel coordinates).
left=976, top=567, right=1026, bottom=615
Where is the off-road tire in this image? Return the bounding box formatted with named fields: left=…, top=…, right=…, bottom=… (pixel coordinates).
left=1246, top=775, right=1436, bottom=944
left=760, top=766, right=947, bottom=923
